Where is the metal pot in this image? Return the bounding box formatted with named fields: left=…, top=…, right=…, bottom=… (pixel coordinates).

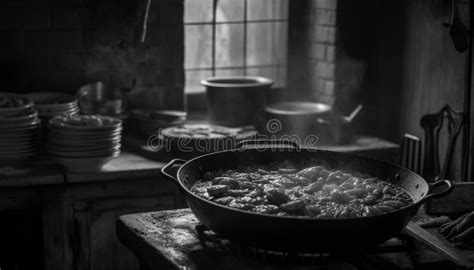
left=201, top=76, right=273, bottom=127
left=264, top=102, right=363, bottom=144
left=264, top=101, right=331, bottom=134
left=77, top=82, right=126, bottom=116
left=161, top=140, right=453, bottom=252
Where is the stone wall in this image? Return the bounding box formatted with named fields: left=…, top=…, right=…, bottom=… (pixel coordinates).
left=0, top=0, right=184, bottom=110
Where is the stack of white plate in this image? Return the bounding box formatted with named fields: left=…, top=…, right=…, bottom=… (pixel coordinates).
left=26, top=92, right=79, bottom=122
left=0, top=94, right=41, bottom=164
left=46, top=114, right=122, bottom=172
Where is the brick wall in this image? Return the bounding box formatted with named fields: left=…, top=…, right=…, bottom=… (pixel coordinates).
left=312, top=0, right=337, bottom=105
left=288, top=0, right=338, bottom=105
left=0, top=0, right=184, bottom=110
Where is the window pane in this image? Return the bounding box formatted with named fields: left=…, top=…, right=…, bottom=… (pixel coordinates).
left=246, top=22, right=288, bottom=66
left=184, top=0, right=289, bottom=93
left=185, top=70, right=212, bottom=93
left=185, top=25, right=213, bottom=69
left=216, top=0, right=245, bottom=22
left=215, top=68, right=245, bottom=76
left=216, top=24, right=244, bottom=68
left=247, top=66, right=287, bottom=88
left=247, top=0, right=288, bottom=21
left=184, top=0, right=213, bottom=23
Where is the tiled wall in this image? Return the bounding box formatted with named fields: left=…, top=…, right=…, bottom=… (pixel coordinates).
left=311, top=0, right=337, bottom=105
left=288, top=0, right=338, bottom=105
left=0, top=0, right=184, bottom=110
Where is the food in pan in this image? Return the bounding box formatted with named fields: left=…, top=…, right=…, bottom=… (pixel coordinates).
left=191, top=162, right=414, bottom=218
left=0, top=97, right=27, bottom=108
left=50, top=114, right=120, bottom=127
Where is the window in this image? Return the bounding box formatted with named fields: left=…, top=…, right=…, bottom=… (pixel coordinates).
left=184, top=0, right=288, bottom=93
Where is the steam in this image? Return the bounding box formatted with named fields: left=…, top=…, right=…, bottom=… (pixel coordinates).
left=334, top=50, right=367, bottom=114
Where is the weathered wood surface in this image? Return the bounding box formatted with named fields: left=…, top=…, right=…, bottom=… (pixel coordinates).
left=0, top=152, right=180, bottom=270
left=42, top=188, right=74, bottom=270
left=116, top=209, right=462, bottom=270
left=0, top=151, right=167, bottom=186
left=427, top=181, right=474, bottom=215
left=405, top=222, right=474, bottom=268
left=65, top=152, right=166, bottom=183
left=49, top=176, right=184, bottom=270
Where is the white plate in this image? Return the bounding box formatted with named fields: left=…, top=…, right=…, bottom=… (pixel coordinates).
left=48, top=124, right=122, bottom=134
left=47, top=136, right=122, bottom=145
left=0, top=148, right=39, bottom=155
left=48, top=125, right=122, bottom=133
left=0, top=138, right=39, bottom=145
left=48, top=148, right=120, bottom=158
left=0, top=130, right=41, bottom=138
left=0, top=110, right=38, bottom=123
left=48, top=117, right=122, bottom=131
left=0, top=94, right=34, bottom=117
left=47, top=142, right=120, bottom=151
left=38, top=107, right=79, bottom=116
left=0, top=119, right=40, bottom=128
left=48, top=133, right=120, bottom=141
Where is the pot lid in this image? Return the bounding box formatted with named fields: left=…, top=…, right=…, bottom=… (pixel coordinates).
left=201, top=76, right=273, bottom=88
left=265, top=102, right=332, bottom=115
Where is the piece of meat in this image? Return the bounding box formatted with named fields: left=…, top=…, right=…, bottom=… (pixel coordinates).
left=265, top=189, right=290, bottom=205
left=302, top=181, right=323, bottom=194
left=280, top=200, right=307, bottom=212
left=297, top=166, right=324, bottom=180
left=206, top=185, right=229, bottom=198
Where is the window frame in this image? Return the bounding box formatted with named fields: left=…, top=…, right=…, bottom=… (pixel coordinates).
left=183, top=0, right=289, bottom=103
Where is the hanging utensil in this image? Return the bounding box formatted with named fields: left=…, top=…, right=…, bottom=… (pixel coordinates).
left=443, top=0, right=469, bottom=53
left=136, top=0, right=152, bottom=43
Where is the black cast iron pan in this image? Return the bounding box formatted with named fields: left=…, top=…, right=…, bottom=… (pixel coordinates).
left=161, top=140, right=452, bottom=252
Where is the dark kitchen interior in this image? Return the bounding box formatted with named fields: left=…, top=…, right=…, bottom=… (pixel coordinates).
left=1, top=0, right=474, bottom=269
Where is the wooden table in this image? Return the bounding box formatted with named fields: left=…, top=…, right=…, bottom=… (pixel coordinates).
left=117, top=209, right=470, bottom=270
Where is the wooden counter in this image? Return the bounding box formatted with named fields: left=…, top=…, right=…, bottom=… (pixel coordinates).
left=0, top=136, right=398, bottom=270
left=0, top=135, right=398, bottom=187
left=0, top=151, right=166, bottom=187
left=66, top=152, right=166, bottom=183
left=0, top=158, right=64, bottom=187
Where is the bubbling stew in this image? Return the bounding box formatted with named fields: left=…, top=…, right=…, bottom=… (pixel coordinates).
left=191, top=161, right=414, bottom=218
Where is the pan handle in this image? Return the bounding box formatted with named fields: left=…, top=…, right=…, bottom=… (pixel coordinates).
left=160, top=159, right=187, bottom=182
left=420, top=179, right=453, bottom=203
left=237, top=139, right=300, bottom=150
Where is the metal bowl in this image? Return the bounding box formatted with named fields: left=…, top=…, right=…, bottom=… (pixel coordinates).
left=77, top=82, right=124, bottom=115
